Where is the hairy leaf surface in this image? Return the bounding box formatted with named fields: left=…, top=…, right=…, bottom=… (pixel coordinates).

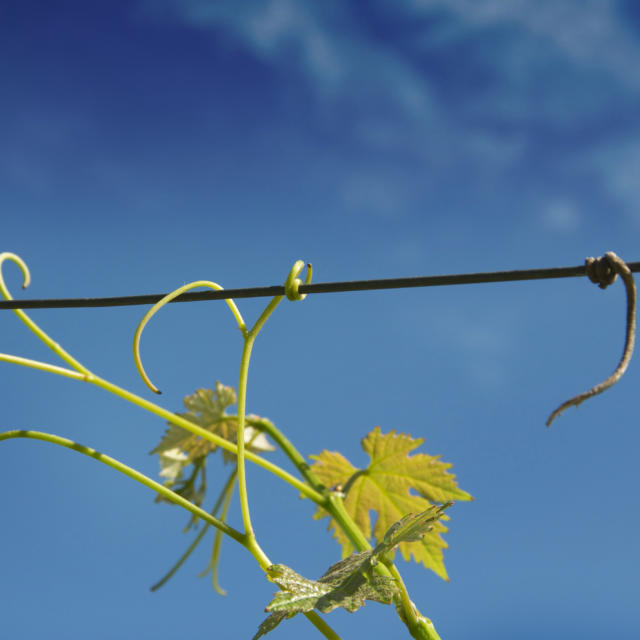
left=254, top=505, right=449, bottom=638
left=254, top=555, right=395, bottom=638
left=310, top=427, right=472, bottom=579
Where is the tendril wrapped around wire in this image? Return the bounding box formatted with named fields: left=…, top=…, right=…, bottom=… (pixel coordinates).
left=546, top=251, right=636, bottom=426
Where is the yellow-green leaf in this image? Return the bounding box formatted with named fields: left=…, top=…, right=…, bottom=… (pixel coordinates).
left=310, top=427, right=472, bottom=580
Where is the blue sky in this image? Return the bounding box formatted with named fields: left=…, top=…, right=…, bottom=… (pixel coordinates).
left=1, top=2, right=640, bottom=639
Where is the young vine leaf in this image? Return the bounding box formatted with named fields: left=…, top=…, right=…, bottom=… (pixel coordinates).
left=254, top=504, right=450, bottom=639
left=382, top=503, right=453, bottom=548
left=310, top=427, right=472, bottom=580
left=152, top=381, right=274, bottom=475
left=150, top=383, right=275, bottom=584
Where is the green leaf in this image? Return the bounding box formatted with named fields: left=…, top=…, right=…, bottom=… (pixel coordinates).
left=151, top=382, right=274, bottom=464
left=315, top=554, right=397, bottom=612
left=254, top=506, right=450, bottom=638
left=382, top=503, right=453, bottom=548
left=268, top=554, right=396, bottom=615
left=252, top=611, right=291, bottom=640
left=254, top=553, right=395, bottom=637
left=310, top=427, right=472, bottom=579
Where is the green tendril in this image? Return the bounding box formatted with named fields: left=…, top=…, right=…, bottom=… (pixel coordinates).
left=0, top=252, right=90, bottom=375
left=284, top=260, right=312, bottom=301
left=133, top=280, right=247, bottom=394
left=234, top=261, right=312, bottom=553
left=210, top=470, right=236, bottom=595
left=0, top=254, right=347, bottom=640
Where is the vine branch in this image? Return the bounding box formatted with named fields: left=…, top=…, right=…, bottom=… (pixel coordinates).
left=0, top=429, right=246, bottom=545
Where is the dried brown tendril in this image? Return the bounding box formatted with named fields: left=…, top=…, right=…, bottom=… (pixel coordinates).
left=547, top=251, right=636, bottom=426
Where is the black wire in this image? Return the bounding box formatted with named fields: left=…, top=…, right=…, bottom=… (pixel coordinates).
left=1, top=261, right=639, bottom=310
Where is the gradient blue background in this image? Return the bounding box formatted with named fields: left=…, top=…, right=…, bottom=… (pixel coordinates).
left=2, top=2, right=639, bottom=638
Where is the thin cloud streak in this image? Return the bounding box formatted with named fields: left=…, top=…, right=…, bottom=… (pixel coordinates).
left=409, top=0, right=640, bottom=89
left=140, top=0, right=640, bottom=214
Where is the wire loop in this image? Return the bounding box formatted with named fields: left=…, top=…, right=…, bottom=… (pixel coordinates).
left=547, top=251, right=636, bottom=426
left=585, top=254, right=617, bottom=289
left=284, top=261, right=312, bottom=301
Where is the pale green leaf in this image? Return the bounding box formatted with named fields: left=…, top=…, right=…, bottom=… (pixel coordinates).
left=150, top=382, right=274, bottom=464
left=157, top=447, right=189, bottom=482
left=310, top=427, right=472, bottom=579
left=150, top=382, right=239, bottom=462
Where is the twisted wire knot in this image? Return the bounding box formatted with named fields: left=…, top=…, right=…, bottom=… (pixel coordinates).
left=585, top=253, right=618, bottom=289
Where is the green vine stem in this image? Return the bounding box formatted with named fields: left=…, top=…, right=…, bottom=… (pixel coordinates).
left=1, top=429, right=342, bottom=639
left=328, top=494, right=441, bottom=639
left=129, top=262, right=312, bottom=557
left=152, top=519, right=211, bottom=592
left=0, top=353, right=85, bottom=380
left=151, top=466, right=238, bottom=592
left=0, top=253, right=91, bottom=375
left=248, top=418, right=444, bottom=640
left=235, top=295, right=282, bottom=542
left=0, top=253, right=419, bottom=639
left=305, top=612, right=343, bottom=640
left=247, top=416, right=327, bottom=491
left=0, top=371, right=322, bottom=503
left=0, top=429, right=246, bottom=546
left=233, top=261, right=311, bottom=546
left=383, top=560, right=443, bottom=640
left=97, top=376, right=324, bottom=504
left=0, top=254, right=323, bottom=505
left=210, top=469, right=236, bottom=595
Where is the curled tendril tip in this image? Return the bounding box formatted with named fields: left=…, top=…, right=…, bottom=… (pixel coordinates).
left=284, top=261, right=312, bottom=301
left=0, top=252, right=31, bottom=299
left=133, top=280, right=246, bottom=395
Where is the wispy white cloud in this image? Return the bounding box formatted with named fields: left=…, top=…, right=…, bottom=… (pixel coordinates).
left=425, top=308, right=518, bottom=390
left=181, top=0, right=347, bottom=87
left=0, top=107, right=93, bottom=194
left=409, top=0, right=640, bottom=89
left=141, top=0, right=640, bottom=214
left=589, top=138, right=640, bottom=220
left=140, top=1, right=442, bottom=128
left=341, top=171, right=414, bottom=220
left=539, top=199, right=582, bottom=233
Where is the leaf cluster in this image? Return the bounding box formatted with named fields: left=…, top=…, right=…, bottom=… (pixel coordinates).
left=310, top=427, right=472, bottom=579
left=254, top=504, right=451, bottom=639
left=150, top=385, right=471, bottom=639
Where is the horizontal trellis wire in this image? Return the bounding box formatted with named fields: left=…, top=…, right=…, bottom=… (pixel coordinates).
left=1, top=260, right=639, bottom=310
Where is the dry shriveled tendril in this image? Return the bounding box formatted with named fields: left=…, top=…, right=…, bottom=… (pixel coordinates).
left=546, top=251, right=636, bottom=426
